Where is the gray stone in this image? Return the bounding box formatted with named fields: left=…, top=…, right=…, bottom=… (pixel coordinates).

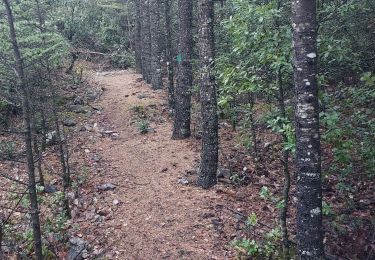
left=137, top=94, right=148, bottom=99
left=44, top=184, right=58, bottom=194
left=85, top=90, right=99, bottom=102
left=177, top=178, right=189, bottom=185
left=73, top=96, right=84, bottom=105
left=97, top=183, right=116, bottom=191
left=46, top=131, right=58, bottom=145
left=92, top=154, right=102, bottom=162
left=68, top=237, right=87, bottom=260
left=359, top=199, right=371, bottom=206
left=217, top=168, right=231, bottom=179
left=69, top=105, right=90, bottom=114
left=63, top=119, right=77, bottom=127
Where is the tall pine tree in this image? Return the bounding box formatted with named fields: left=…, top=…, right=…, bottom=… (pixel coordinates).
left=197, top=0, right=218, bottom=189
left=172, top=0, right=193, bottom=139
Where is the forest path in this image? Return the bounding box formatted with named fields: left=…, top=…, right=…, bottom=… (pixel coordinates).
left=84, top=70, right=224, bottom=259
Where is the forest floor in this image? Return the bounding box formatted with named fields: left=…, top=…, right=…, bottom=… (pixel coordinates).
left=67, top=69, right=374, bottom=259
left=2, top=68, right=372, bottom=259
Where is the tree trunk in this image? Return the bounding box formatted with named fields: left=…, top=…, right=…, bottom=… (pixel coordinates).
left=32, top=119, right=45, bottom=187
left=0, top=216, right=3, bottom=259
left=2, top=0, right=44, bottom=258
left=52, top=103, right=71, bottom=218
left=164, top=0, right=175, bottom=111
left=149, top=0, right=163, bottom=89
left=292, top=0, right=324, bottom=258
left=172, top=0, right=193, bottom=139
left=134, top=0, right=142, bottom=73
left=277, top=67, right=291, bottom=256
left=247, top=93, right=258, bottom=161
left=197, top=0, right=218, bottom=189
left=141, top=0, right=152, bottom=83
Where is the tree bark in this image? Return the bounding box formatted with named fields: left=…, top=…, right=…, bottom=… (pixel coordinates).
left=277, top=67, right=291, bottom=256
left=32, top=118, right=45, bottom=187
left=134, top=0, right=143, bottom=74
left=197, top=0, right=218, bottom=189
left=172, top=0, right=193, bottom=139
left=149, top=0, right=163, bottom=89
left=53, top=112, right=71, bottom=218
left=0, top=216, right=3, bottom=259
left=292, top=0, right=324, bottom=258
left=2, top=0, right=44, bottom=258
left=141, top=0, right=152, bottom=83
left=164, top=0, right=175, bottom=111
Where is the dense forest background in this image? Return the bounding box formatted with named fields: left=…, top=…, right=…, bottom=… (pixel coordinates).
left=0, top=0, right=374, bottom=259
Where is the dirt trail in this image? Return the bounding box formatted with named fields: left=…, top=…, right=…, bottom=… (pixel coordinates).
left=82, top=70, right=226, bottom=259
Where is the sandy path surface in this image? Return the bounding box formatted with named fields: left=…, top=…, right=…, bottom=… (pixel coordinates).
left=83, top=70, right=225, bottom=259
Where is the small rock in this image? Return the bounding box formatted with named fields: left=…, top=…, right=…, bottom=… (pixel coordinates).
left=63, top=119, right=77, bottom=127
left=68, top=237, right=87, bottom=260
left=97, top=183, right=116, bottom=191
left=93, top=123, right=100, bottom=132
left=359, top=199, right=371, bottom=206
left=73, top=199, right=80, bottom=207
left=86, top=90, right=99, bottom=102
left=94, top=214, right=104, bottom=222
left=102, top=130, right=115, bottom=135
left=264, top=142, right=271, bottom=149
left=92, top=154, right=102, bottom=162
left=111, top=133, right=119, bottom=140
left=73, top=96, right=84, bottom=105
left=113, top=199, right=120, bottom=205
left=69, top=105, right=89, bottom=114
left=46, top=131, right=58, bottom=145
left=161, top=168, right=168, bottom=173
left=177, top=178, right=189, bottom=185
left=217, top=168, right=231, bottom=179
left=137, top=94, right=148, bottom=99
left=44, top=184, right=58, bottom=194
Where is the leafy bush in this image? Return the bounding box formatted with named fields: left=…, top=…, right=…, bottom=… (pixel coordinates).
left=110, top=50, right=135, bottom=69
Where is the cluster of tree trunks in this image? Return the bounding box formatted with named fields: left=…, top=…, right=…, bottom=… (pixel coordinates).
left=1, top=0, right=324, bottom=257
left=3, top=0, right=43, bottom=258
left=134, top=0, right=219, bottom=188
left=136, top=0, right=163, bottom=89
left=2, top=1, right=73, bottom=259
left=134, top=0, right=324, bottom=257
